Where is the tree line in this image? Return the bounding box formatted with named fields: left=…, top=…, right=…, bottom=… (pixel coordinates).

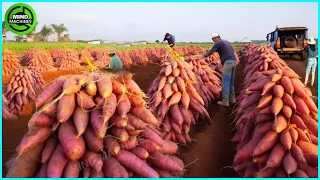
left=2, top=22, right=70, bottom=42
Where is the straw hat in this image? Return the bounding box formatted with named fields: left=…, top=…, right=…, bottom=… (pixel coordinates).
left=108, top=49, right=116, bottom=55
left=307, top=37, right=316, bottom=45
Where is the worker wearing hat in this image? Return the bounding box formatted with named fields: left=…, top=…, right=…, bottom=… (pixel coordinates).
left=162, top=33, right=175, bottom=48
left=304, top=37, right=318, bottom=86
left=197, top=33, right=237, bottom=107
left=107, top=50, right=123, bottom=71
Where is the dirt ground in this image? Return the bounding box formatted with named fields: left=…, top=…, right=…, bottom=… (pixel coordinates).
left=2, top=58, right=318, bottom=177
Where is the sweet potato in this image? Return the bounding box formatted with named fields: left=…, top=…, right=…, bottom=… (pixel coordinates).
left=292, top=169, right=309, bottom=178
left=6, top=143, right=44, bottom=178
left=130, top=147, right=149, bottom=160
left=297, top=163, right=318, bottom=178
left=139, top=139, right=159, bottom=152
left=63, top=160, right=80, bottom=178
left=28, top=112, right=54, bottom=128
left=102, top=93, right=117, bottom=123
left=282, top=93, right=296, bottom=110
left=148, top=152, right=183, bottom=172
left=280, top=128, right=292, bottom=150
left=280, top=76, right=294, bottom=94
left=244, top=162, right=258, bottom=177
left=297, top=140, right=318, bottom=155
left=290, top=115, right=307, bottom=130
left=168, top=91, right=181, bottom=107
left=291, top=143, right=307, bottom=163
left=130, top=106, right=157, bottom=125
left=304, top=96, right=318, bottom=113
left=272, top=114, right=287, bottom=133
left=271, top=97, right=283, bottom=116
left=103, top=157, right=129, bottom=178
left=181, top=92, right=190, bottom=109
left=103, top=137, right=120, bottom=155
left=234, top=132, right=264, bottom=161
left=35, top=77, right=65, bottom=108
left=266, top=143, right=286, bottom=168
left=300, top=115, right=318, bottom=136
left=17, top=126, right=52, bottom=154
left=142, top=127, right=163, bottom=146
left=73, top=106, right=89, bottom=136
left=254, top=167, right=276, bottom=178
left=291, top=78, right=308, bottom=100
left=47, top=144, right=68, bottom=178
left=91, top=108, right=108, bottom=138
left=256, top=121, right=273, bottom=134
left=83, top=126, right=104, bottom=153
left=35, top=162, right=48, bottom=178
left=120, top=136, right=137, bottom=150
left=303, top=153, right=318, bottom=167
left=91, top=169, right=105, bottom=178
left=41, top=136, right=58, bottom=163
left=81, top=150, right=104, bottom=172
left=110, top=113, right=128, bottom=128
left=117, top=94, right=131, bottom=117
left=127, top=114, right=147, bottom=130
left=170, top=104, right=184, bottom=125
left=283, top=152, right=297, bottom=174
left=77, top=90, right=95, bottom=110
left=58, top=121, right=86, bottom=160
left=158, top=140, right=178, bottom=154
left=116, top=150, right=159, bottom=177
left=253, top=131, right=279, bottom=156
left=261, top=81, right=276, bottom=96
left=257, top=93, right=273, bottom=109
left=109, top=127, right=129, bottom=143
left=97, top=75, right=112, bottom=98
left=253, top=152, right=270, bottom=164
left=282, top=105, right=292, bottom=119
left=273, top=85, right=284, bottom=98
left=57, top=94, right=76, bottom=123
left=293, top=95, right=310, bottom=115
left=296, top=128, right=311, bottom=142
left=275, top=167, right=287, bottom=178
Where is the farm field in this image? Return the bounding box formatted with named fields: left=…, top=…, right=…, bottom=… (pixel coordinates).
left=2, top=43, right=318, bottom=178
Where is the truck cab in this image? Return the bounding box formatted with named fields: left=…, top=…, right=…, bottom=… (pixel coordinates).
left=266, top=26, right=308, bottom=60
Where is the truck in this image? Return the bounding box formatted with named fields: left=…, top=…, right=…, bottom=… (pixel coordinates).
left=266, top=26, right=308, bottom=61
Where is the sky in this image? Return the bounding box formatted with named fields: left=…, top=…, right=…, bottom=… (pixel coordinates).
left=2, top=2, right=318, bottom=42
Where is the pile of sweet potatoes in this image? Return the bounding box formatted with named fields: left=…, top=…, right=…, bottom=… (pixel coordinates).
left=5, top=71, right=184, bottom=178
left=147, top=60, right=211, bottom=144
left=55, top=49, right=82, bottom=70
left=21, top=49, right=56, bottom=72
left=129, top=50, right=149, bottom=66
left=116, top=51, right=133, bottom=68
left=2, top=50, right=21, bottom=76
left=232, top=45, right=318, bottom=178
left=185, top=56, right=222, bottom=105
left=92, top=49, right=111, bottom=68
left=3, top=68, right=44, bottom=117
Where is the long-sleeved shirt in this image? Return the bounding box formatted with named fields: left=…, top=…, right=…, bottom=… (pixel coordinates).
left=109, top=55, right=123, bottom=71
left=163, top=35, right=175, bottom=46
left=204, top=39, right=236, bottom=64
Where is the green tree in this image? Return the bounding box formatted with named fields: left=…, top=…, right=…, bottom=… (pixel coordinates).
left=38, top=25, right=54, bottom=42
left=25, top=22, right=39, bottom=41
left=51, top=23, right=68, bottom=42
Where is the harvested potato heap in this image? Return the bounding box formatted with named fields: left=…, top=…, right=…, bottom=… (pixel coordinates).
left=3, top=68, right=45, bottom=116
left=116, top=51, right=133, bottom=68
left=232, top=45, right=318, bottom=178
left=185, top=57, right=222, bottom=105
left=3, top=95, right=17, bottom=120
left=21, top=49, right=56, bottom=72
left=27, top=67, right=46, bottom=94
left=78, top=50, right=95, bottom=65
left=93, top=49, right=111, bottom=68
left=55, top=49, right=82, bottom=70
left=6, top=71, right=184, bottom=178
left=147, top=60, right=211, bottom=144
left=129, top=50, right=149, bottom=66
left=145, top=48, right=165, bottom=63
left=49, top=48, right=60, bottom=63
left=2, top=50, right=21, bottom=76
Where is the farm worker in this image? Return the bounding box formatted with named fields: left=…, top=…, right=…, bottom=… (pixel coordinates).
left=198, top=33, right=237, bottom=107
left=304, top=37, right=318, bottom=86
left=107, top=50, right=123, bottom=71
left=162, top=33, right=175, bottom=48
